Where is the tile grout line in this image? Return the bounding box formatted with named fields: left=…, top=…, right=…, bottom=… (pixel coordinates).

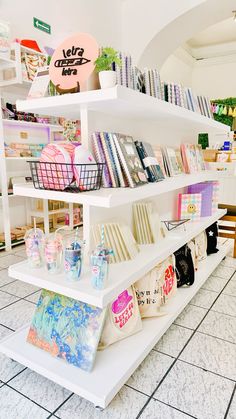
left=224, top=383, right=236, bottom=419
left=0, top=322, right=14, bottom=332
left=0, top=280, right=17, bottom=288
left=47, top=392, right=74, bottom=418
left=196, top=330, right=236, bottom=346
left=136, top=264, right=236, bottom=418
left=0, top=295, right=21, bottom=311
left=4, top=382, right=52, bottom=415
left=0, top=288, right=40, bottom=301
left=210, top=308, right=236, bottom=319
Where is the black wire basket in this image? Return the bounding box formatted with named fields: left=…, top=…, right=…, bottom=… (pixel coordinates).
left=28, top=161, right=104, bottom=193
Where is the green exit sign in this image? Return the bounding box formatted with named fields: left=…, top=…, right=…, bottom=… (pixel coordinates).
left=33, top=17, right=51, bottom=34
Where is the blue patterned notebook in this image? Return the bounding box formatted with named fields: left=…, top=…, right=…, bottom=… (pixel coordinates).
left=27, top=290, right=106, bottom=372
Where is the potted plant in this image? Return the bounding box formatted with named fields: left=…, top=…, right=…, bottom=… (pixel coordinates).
left=95, top=47, right=121, bottom=89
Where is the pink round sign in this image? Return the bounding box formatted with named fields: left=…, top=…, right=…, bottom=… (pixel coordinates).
left=49, top=33, right=99, bottom=92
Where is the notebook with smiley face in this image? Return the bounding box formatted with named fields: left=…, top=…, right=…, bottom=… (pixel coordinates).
left=178, top=193, right=202, bottom=221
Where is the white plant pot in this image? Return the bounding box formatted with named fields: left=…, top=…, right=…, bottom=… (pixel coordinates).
left=99, top=71, right=116, bottom=89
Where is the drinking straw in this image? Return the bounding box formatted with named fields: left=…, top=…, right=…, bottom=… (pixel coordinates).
left=101, top=224, right=105, bottom=248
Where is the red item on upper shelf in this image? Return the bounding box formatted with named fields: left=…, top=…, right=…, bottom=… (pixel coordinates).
left=20, top=39, right=42, bottom=53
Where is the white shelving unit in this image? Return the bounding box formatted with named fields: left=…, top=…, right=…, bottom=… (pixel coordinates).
left=1, top=86, right=230, bottom=408
left=0, top=240, right=230, bottom=408
left=9, top=208, right=226, bottom=308
left=0, top=42, right=47, bottom=89
left=0, top=110, right=63, bottom=249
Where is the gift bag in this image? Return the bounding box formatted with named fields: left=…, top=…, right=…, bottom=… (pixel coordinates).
left=206, top=222, right=219, bottom=255
left=194, top=231, right=207, bottom=261
left=99, top=286, right=142, bottom=349
left=134, top=265, right=166, bottom=318
left=188, top=239, right=198, bottom=270
left=160, top=255, right=177, bottom=305
left=174, top=244, right=195, bottom=287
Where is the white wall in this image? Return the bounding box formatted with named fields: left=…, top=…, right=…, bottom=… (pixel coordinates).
left=122, top=0, right=206, bottom=65
left=192, top=57, right=236, bottom=99
left=0, top=0, right=122, bottom=50
left=160, top=48, right=194, bottom=86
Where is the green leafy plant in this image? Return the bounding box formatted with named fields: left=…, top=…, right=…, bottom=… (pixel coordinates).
left=95, top=47, right=121, bottom=72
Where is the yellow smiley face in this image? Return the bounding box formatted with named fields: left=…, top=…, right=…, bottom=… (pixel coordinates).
left=187, top=203, right=196, bottom=214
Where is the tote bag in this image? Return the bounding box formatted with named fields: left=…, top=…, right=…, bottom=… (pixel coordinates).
left=194, top=231, right=207, bottom=261
left=99, top=286, right=142, bottom=350
left=134, top=265, right=166, bottom=318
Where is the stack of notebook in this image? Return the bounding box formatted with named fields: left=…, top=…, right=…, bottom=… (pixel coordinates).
left=92, top=132, right=151, bottom=188
left=92, top=222, right=139, bottom=264
left=133, top=202, right=164, bottom=244
left=143, top=68, right=162, bottom=99
left=161, top=147, right=184, bottom=177
left=181, top=144, right=206, bottom=174
left=135, top=141, right=165, bottom=182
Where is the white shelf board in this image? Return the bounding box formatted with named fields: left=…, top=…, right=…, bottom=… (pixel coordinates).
left=3, top=119, right=62, bottom=131
left=1, top=241, right=230, bottom=408
left=6, top=157, right=37, bottom=161
left=0, top=56, right=16, bottom=70
left=29, top=208, right=68, bottom=217
left=16, top=85, right=229, bottom=133
left=13, top=171, right=219, bottom=208
left=8, top=209, right=226, bottom=308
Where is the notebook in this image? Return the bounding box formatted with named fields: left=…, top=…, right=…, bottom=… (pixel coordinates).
left=107, top=133, right=126, bottom=187
left=113, top=133, right=148, bottom=188
left=91, top=132, right=112, bottom=188
left=27, top=290, right=106, bottom=372
left=178, top=193, right=202, bottom=221
left=187, top=182, right=213, bottom=217
left=135, top=141, right=164, bottom=182
left=152, top=146, right=167, bottom=177
left=99, top=132, right=117, bottom=187
left=92, top=222, right=139, bottom=263
left=162, top=147, right=182, bottom=177
left=180, top=144, right=198, bottom=174
left=133, top=202, right=163, bottom=244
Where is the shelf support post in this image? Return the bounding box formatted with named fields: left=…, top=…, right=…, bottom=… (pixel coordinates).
left=0, top=103, right=11, bottom=250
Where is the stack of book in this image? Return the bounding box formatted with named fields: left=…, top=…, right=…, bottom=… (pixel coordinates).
left=180, top=144, right=206, bottom=173
left=92, top=132, right=164, bottom=188
left=92, top=222, right=139, bottom=263
left=92, top=132, right=206, bottom=188
left=132, top=202, right=163, bottom=244
left=111, top=50, right=213, bottom=119
left=143, top=68, right=162, bottom=99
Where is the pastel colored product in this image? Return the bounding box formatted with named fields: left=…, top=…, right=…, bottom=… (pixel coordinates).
left=39, top=144, right=73, bottom=190
left=60, top=142, right=76, bottom=158
left=72, top=145, right=97, bottom=190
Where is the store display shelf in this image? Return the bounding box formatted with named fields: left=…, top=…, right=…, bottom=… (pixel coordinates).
left=0, top=56, right=16, bottom=70
left=13, top=171, right=219, bottom=208
left=8, top=209, right=226, bottom=308
left=3, top=119, right=62, bottom=131
left=16, top=85, right=229, bottom=132
left=0, top=239, right=25, bottom=250
left=1, top=241, right=230, bottom=408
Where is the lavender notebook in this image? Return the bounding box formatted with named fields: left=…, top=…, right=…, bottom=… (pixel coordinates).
left=187, top=182, right=213, bottom=217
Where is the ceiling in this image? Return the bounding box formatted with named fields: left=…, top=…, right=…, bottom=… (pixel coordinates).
left=187, top=17, right=236, bottom=48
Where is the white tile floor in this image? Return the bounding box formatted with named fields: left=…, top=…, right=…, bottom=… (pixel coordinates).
left=0, top=245, right=235, bottom=419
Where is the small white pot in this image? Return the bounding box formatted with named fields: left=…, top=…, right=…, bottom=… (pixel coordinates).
left=99, top=70, right=116, bottom=89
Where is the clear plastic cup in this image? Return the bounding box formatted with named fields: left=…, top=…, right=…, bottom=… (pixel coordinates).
left=24, top=227, right=44, bottom=268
